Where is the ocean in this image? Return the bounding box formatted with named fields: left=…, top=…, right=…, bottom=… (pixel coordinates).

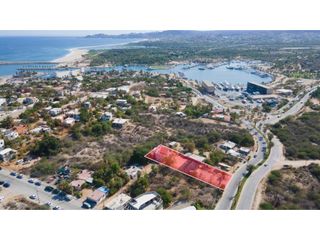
left=0, top=36, right=138, bottom=75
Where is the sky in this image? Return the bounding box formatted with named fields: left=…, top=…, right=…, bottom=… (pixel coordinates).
left=0, top=30, right=152, bottom=37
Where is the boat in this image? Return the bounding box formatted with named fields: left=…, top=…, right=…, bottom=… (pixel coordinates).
left=198, top=67, right=205, bottom=70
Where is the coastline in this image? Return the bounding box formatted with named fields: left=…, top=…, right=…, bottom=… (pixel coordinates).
left=54, top=48, right=88, bottom=63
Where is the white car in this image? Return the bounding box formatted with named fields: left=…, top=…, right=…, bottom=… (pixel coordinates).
left=29, top=194, right=37, bottom=200
left=0, top=196, right=4, bottom=202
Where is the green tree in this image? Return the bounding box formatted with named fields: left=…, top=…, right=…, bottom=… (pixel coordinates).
left=31, top=134, right=61, bottom=157
left=157, top=188, right=172, bottom=208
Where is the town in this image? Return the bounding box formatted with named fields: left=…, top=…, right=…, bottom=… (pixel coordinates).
left=1, top=31, right=320, bottom=211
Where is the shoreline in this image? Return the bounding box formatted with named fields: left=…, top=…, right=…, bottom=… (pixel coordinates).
left=54, top=48, right=89, bottom=63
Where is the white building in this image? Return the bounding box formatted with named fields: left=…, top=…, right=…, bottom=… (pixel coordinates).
left=104, top=193, right=132, bottom=210
left=239, top=147, right=251, bottom=155
left=4, top=130, right=19, bottom=141
left=63, top=117, right=75, bottom=127
left=49, top=108, right=62, bottom=116
left=116, top=99, right=128, bottom=107
left=112, top=118, right=128, bottom=129
left=125, top=166, right=142, bottom=180
left=0, top=148, right=17, bottom=162
left=125, top=192, right=163, bottom=210
left=220, top=141, right=236, bottom=151
left=184, top=153, right=206, bottom=162
left=0, top=139, right=4, bottom=150
left=100, top=112, right=113, bottom=122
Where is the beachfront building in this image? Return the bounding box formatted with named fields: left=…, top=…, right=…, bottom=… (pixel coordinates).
left=112, top=118, right=127, bottom=129
left=125, top=192, right=163, bottom=210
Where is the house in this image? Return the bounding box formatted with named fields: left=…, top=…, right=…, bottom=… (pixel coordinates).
left=218, top=162, right=231, bottom=171
left=0, top=139, right=4, bottom=150
left=227, top=149, right=241, bottom=158
left=66, top=110, right=80, bottom=121
left=116, top=99, right=128, bottom=107
left=117, top=85, right=130, bottom=94
left=100, top=112, right=113, bottom=122
left=49, top=108, right=62, bottom=116
left=184, top=153, right=206, bottom=162
left=4, top=130, right=19, bottom=140
left=30, top=125, right=51, bottom=134
left=13, top=124, right=28, bottom=135
left=83, top=101, right=91, bottom=109
left=112, top=118, right=127, bottom=129
left=220, top=141, right=236, bottom=151
left=0, top=98, right=6, bottom=107
left=176, top=112, right=186, bottom=118
left=239, top=147, right=251, bottom=156
left=104, top=193, right=132, bottom=210
left=125, top=166, right=142, bottom=180
left=63, top=117, right=75, bottom=127
left=0, top=148, right=17, bottom=162
left=84, top=186, right=109, bottom=208
left=125, top=191, right=163, bottom=210
left=77, top=169, right=93, bottom=183
left=168, top=141, right=178, bottom=149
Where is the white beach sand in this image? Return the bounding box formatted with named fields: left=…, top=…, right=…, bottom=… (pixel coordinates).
left=54, top=48, right=88, bottom=63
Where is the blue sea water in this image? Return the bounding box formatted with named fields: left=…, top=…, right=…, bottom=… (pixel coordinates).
left=0, top=36, right=272, bottom=85
left=0, top=36, right=138, bottom=75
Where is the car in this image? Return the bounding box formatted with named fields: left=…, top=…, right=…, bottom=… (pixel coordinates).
left=82, top=202, right=92, bottom=209
left=264, top=164, right=268, bottom=167
left=0, top=180, right=4, bottom=185
left=35, top=181, right=41, bottom=186
left=29, top=194, right=37, bottom=200
left=0, top=196, right=4, bottom=202
left=0, top=166, right=2, bottom=170
left=16, top=174, right=23, bottom=179
left=53, top=206, right=60, bottom=210
left=3, top=181, right=11, bottom=188
left=254, top=154, right=257, bottom=158
left=28, top=178, right=34, bottom=184
left=52, top=189, right=60, bottom=195
left=45, top=202, right=52, bottom=207
left=10, top=172, right=17, bottom=176
left=44, top=186, right=54, bottom=192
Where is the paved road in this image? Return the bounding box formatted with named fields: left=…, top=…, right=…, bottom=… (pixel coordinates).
left=264, top=87, right=318, bottom=125
left=236, top=137, right=284, bottom=209
left=215, top=121, right=266, bottom=210
left=0, top=168, right=82, bottom=210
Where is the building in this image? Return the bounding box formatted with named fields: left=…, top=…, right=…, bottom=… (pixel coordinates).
left=49, top=108, right=62, bottom=116
left=0, top=148, right=17, bottom=162
left=220, top=141, right=236, bottom=151
left=227, top=149, right=241, bottom=158
left=30, top=125, right=51, bottom=134
left=116, top=99, right=128, bottom=107
left=104, top=193, right=132, bottom=210
left=4, top=130, right=19, bottom=140
left=175, top=112, right=186, bottom=118
left=184, top=153, right=206, bottom=162
left=202, top=80, right=215, bottom=94
left=83, top=101, right=91, bottom=109
left=0, top=139, right=4, bottom=150
left=112, top=118, right=127, bottom=129
left=100, top=112, right=113, bottom=122
left=84, top=186, right=109, bottom=208
left=63, top=117, right=75, bottom=127
left=22, top=97, right=34, bottom=105
left=125, top=192, right=163, bottom=210
left=125, top=166, right=142, bottom=180
left=246, top=81, right=272, bottom=95
left=239, top=147, right=251, bottom=155
left=276, top=89, right=293, bottom=96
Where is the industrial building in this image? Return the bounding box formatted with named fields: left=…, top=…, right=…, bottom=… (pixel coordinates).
left=246, top=81, right=272, bottom=95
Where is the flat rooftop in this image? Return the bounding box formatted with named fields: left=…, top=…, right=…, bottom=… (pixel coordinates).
left=145, top=145, right=232, bottom=190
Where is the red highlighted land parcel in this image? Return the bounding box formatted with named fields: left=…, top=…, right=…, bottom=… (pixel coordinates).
left=145, top=145, right=232, bottom=190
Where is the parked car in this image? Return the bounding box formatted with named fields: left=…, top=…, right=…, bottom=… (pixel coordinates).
left=0, top=180, right=4, bottom=185
left=52, top=189, right=60, bottom=195
left=35, top=181, right=41, bottom=186
left=44, top=186, right=54, bottom=192
left=10, top=172, right=17, bottom=176
left=3, top=181, right=11, bottom=188
left=53, top=206, right=60, bottom=210
left=28, top=179, right=34, bottom=184
left=29, top=194, right=37, bottom=200
left=16, top=174, right=23, bottom=179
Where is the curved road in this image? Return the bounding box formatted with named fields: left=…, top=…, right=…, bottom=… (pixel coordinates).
left=215, top=121, right=266, bottom=210
left=236, top=137, right=284, bottom=209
